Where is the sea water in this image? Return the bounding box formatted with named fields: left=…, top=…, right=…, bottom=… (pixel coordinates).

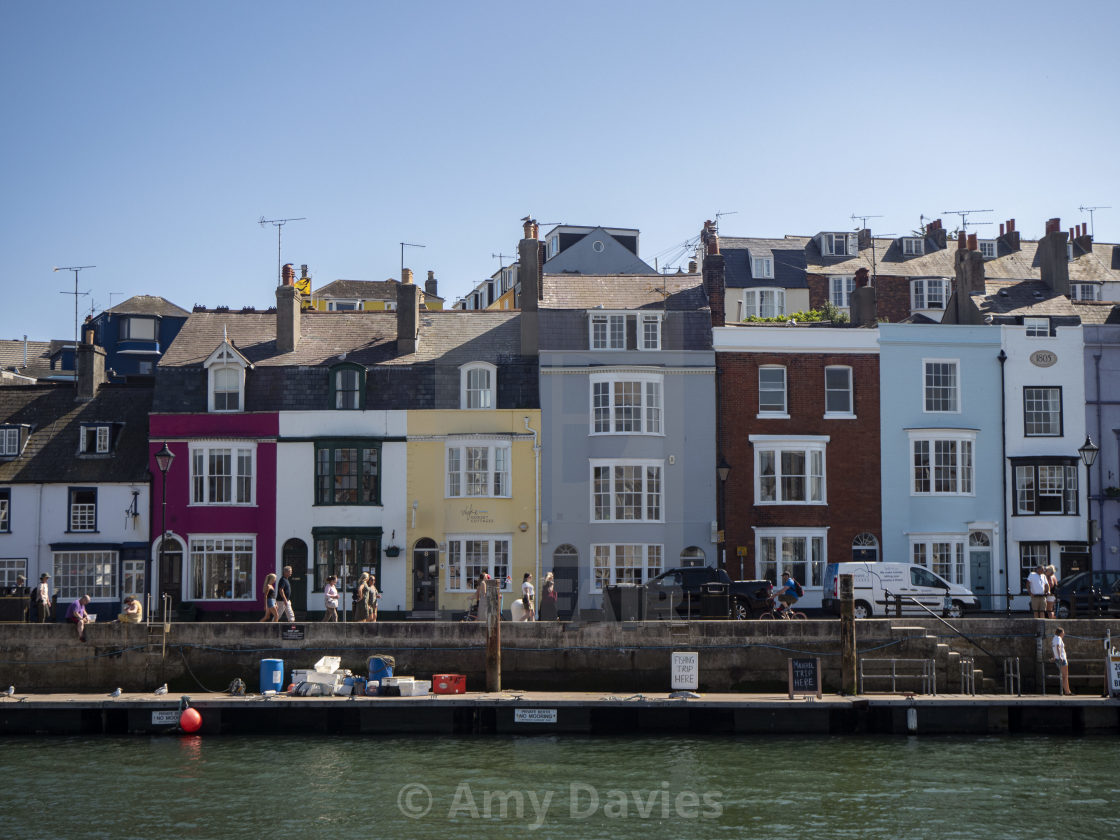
left=1, top=733, right=1116, bottom=839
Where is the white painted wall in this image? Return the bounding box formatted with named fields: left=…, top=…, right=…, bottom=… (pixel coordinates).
left=276, top=411, right=408, bottom=611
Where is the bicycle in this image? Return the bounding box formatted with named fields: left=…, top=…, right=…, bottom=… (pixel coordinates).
left=759, top=595, right=807, bottom=620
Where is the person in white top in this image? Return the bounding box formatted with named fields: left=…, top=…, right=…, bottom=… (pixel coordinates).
left=1051, top=627, right=1072, bottom=695
left=323, top=575, right=339, bottom=622
left=1026, top=566, right=1048, bottom=618
left=521, top=573, right=535, bottom=622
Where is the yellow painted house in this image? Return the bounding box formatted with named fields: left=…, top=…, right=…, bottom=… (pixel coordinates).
left=406, top=408, right=540, bottom=616
left=312, top=271, right=444, bottom=312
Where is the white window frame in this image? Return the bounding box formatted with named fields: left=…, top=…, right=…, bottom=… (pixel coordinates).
left=754, top=528, right=827, bottom=588
left=758, top=365, right=788, bottom=417
left=460, top=362, right=496, bottom=410
left=1024, top=317, right=1050, bottom=337
left=824, top=366, right=854, bottom=418
left=911, top=278, right=948, bottom=311
left=0, top=488, right=9, bottom=533
left=190, top=442, right=256, bottom=506
left=79, top=424, right=111, bottom=454
left=548, top=236, right=559, bottom=258
left=0, top=558, right=26, bottom=587
left=910, top=536, right=966, bottom=585
left=823, top=233, right=857, bottom=257
left=978, top=240, right=997, bottom=259
left=121, top=317, right=157, bottom=340
left=589, top=372, right=663, bottom=435
left=830, top=276, right=855, bottom=309
left=1014, top=461, right=1078, bottom=516
left=1071, top=283, right=1101, bottom=302
left=741, top=288, right=786, bottom=319
left=590, top=459, right=664, bottom=522
left=640, top=314, right=662, bottom=351
left=187, top=535, right=255, bottom=601
left=591, top=543, right=663, bottom=593
left=121, top=558, right=145, bottom=599
left=52, top=550, right=118, bottom=600
left=68, top=487, right=97, bottom=532
left=752, top=256, right=774, bottom=279
left=445, top=535, right=513, bottom=593
left=750, top=435, right=828, bottom=505
left=909, top=430, right=976, bottom=496
left=922, top=359, right=960, bottom=413
left=589, top=313, right=626, bottom=350
left=902, top=237, right=924, bottom=256
left=326, top=299, right=361, bottom=311
left=446, top=440, right=511, bottom=498
left=204, top=345, right=248, bottom=414
left=1023, top=386, right=1062, bottom=437
left=1, top=427, right=21, bottom=456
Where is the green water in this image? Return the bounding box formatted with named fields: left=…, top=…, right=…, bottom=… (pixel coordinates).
left=1, top=734, right=1117, bottom=839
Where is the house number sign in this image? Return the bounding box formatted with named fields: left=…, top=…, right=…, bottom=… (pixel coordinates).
left=1029, top=350, right=1057, bottom=367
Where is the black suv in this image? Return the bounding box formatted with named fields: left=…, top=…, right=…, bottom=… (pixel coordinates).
left=1054, top=571, right=1120, bottom=618
left=645, top=566, right=773, bottom=620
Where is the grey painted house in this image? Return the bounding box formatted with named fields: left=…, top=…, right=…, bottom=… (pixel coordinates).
left=530, top=237, right=717, bottom=616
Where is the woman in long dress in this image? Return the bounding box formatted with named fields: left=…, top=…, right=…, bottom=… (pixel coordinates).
left=475, top=574, right=490, bottom=623
left=366, top=574, right=380, bottom=622
left=353, top=572, right=370, bottom=622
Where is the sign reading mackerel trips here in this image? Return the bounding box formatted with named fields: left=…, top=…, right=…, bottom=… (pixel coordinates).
left=789, top=657, right=822, bottom=699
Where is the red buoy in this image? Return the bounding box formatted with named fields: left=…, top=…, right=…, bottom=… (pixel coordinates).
left=180, top=707, right=202, bottom=733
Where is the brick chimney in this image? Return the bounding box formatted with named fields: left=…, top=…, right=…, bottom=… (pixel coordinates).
left=1037, top=217, right=1070, bottom=295
left=1073, top=223, right=1093, bottom=256
left=75, top=327, right=107, bottom=400
left=276, top=263, right=301, bottom=353
left=425, top=270, right=438, bottom=299
left=397, top=267, right=420, bottom=355
left=926, top=218, right=947, bottom=250
left=954, top=242, right=986, bottom=295
left=701, top=222, right=726, bottom=327
left=998, top=218, right=1020, bottom=252
left=518, top=220, right=541, bottom=356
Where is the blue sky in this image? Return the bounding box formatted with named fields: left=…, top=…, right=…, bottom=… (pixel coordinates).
left=3, top=0, right=1118, bottom=342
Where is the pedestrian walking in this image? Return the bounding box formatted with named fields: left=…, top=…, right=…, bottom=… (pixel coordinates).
left=1052, top=627, right=1073, bottom=695
left=539, top=571, right=558, bottom=621
left=475, top=574, right=490, bottom=624
left=260, top=573, right=279, bottom=622
left=35, top=574, right=52, bottom=623
left=277, top=565, right=295, bottom=622
left=1027, top=565, right=1048, bottom=618
left=323, top=575, right=339, bottom=621
left=353, top=572, right=370, bottom=622
left=366, top=574, right=380, bottom=622
left=521, top=572, right=535, bottom=622
left=1044, top=564, right=1059, bottom=619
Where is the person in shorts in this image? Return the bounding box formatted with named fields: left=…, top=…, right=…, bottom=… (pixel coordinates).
left=778, top=572, right=800, bottom=612
left=1027, top=565, right=1048, bottom=618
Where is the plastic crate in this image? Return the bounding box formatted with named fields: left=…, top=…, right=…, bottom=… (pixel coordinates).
left=433, top=674, right=466, bottom=694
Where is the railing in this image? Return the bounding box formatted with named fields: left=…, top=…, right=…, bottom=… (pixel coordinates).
left=858, top=658, right=937, bottom=695
left=959, top=656, right=976, bottom=695
left=1003, top=657, right=1021, bottom=696
left=887, top=590, right=1002, bottom=668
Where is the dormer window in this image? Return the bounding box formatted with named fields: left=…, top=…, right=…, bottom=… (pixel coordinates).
left=1071, top=283, right=1101, bottom=302
left=740, top=289, right=785, bottom=320
left=461, top=362, right=496, bottom=409
left=79, top=424, right=111, bottom=454
left=902, top=238, right=924, bottom=256
left=204, top=342, right=250, bottom=413
left=120, top=317, right=157, bottom=341
left=588, top=312, right=662, bottom=351
left=822, top=233, right=857, bottom=257
left=1066, top=243, right=1074, bottom=262
left=0, top=426, right=21, bottom=457
left=327, top=300, right=360, bottom=311
left=1024, top=317, right=1050, bottom=338
left=548, top=236, right=560, bottom=258
left=330, top=363, right=366, bottom=410
left=752, top=256, right=774, bottom=279
left=979, top=240, right=997, bottom=259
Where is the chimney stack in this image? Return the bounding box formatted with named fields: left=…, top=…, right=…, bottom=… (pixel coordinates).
left=425, top=270, right=438, bottom=299
left=1074, top=223, right=1093, bottom=256
left=701, top=220, right=720, bottom=256
left=75, top=327, right=107, bottom=400
left=396, top=274, right=420, bottom=355
left=998, top=218, right=1020, bottom=252
left=276, top=262, right=301, bottom=353
left=927, top=218, right=947, bottom=250
left=402, top=267, right=414, bottom=285
left=849, top=267, right=877, bottom=326
left=701, top=222, right=726, bottom=328
left=1038, top=217, right=1070, bottom=295
left=688, top=259, right=698, bottom=274
left=519, top=222, right=542, bottom=356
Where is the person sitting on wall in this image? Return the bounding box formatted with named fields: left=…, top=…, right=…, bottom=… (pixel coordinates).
left=66, top=594, right=92, bottom=642
left=116, top=595, right=142, bottom=624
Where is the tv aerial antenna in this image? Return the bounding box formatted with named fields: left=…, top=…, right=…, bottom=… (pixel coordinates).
left=259, top=216, right=306, bottom=284
left=942, top=209, right=993, bottom=231
left=713, top=210, right=737, bottom=230
left=54, top=265, right=94, bottom=357
left=1079, top=205, right=1110, bottom=238
left=492, top=252, right=515, bottom=268
left=850, top=213, right=882, bottom=229
left=400, top=242, right=425, bottom=274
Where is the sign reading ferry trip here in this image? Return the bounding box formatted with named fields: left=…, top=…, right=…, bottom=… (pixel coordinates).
left=789, top=657, right=822, bottom=699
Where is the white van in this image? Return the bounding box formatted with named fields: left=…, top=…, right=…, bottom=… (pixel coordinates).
left=821, top=562, right=978, bottom=619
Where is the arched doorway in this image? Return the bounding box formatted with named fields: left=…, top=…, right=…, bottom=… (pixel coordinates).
left=852, top=533, right=879, bottom=563
left=551, top=544, right=579, bottom=620
left=155, top=534, right=184, bottom=614
left=680, top=546, right=705, bottom=567
left=413, top=538, right=439, bottom=614
left=282, top=538, right=309, bottom=616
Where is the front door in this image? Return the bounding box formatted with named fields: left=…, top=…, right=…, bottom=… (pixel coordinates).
left=969, top=550, right=992, bottom=611
left=412, top=539, right=438, bottom=613
left=157, top=539, right=182, bottom=616
left=282, top=539, right=308, bottom=618
left=552, top=545, right=579, bottom=620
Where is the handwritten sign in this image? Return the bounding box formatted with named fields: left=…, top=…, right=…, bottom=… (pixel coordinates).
left=789, top=657, right=822, bottom=699
left=1108, top=646, right=1120, bottom=699
left=514, top=708, right=558, bottom=724
left=671, top=651, right=699, bottom=691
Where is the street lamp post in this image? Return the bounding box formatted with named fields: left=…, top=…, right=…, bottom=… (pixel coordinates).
left=1078, top=436, right=1099, bottom=571
left=717, top=456, right=731, bottom=574
left=155, top=443, right=175, bottom=623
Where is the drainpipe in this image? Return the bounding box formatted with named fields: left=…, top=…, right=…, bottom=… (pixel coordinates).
left=1092, top=349, right=1103, bottom=572
left=998, top=348, right=1010, bottom=615
left=524, top=416, right=541, bottom=595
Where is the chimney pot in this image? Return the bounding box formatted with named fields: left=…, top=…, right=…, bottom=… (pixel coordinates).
left=282, top=263, right=295, bottom=286
left=1009, top=218, right=1015, bottom=232
left=957, top=231, right=966, bottom=250
left=1000, top=223, right=1005, bottom=236
left=402, top=268, right=414, bottom=285
left=1045, top=217, right=1061, bottom=234
left=967, top=233, right=978, bottom=251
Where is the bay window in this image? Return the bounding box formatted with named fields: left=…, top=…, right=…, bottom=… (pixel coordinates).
left=756, top=530, right=826, bottom=588
left=1013, top=458, right=1078, bottom=515
left=189, top=536, right=254, bottom=600
left=751, top=436, right=827, bottom=504
left=446, top=536, right=512, bottom=592
left=910, top=431, right=974, bottom=496
left=591, top=460, right=663, bottom=521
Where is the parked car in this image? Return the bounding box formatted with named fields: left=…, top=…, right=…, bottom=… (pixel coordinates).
left=821, top=561, right=979, bottom=619
left=1054, top=571, right=1120, bottom=618
left=645, top=566, right=772, bottom=620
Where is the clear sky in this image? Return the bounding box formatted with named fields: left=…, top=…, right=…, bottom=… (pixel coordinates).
left=3, top=0, right=1118, bottom=342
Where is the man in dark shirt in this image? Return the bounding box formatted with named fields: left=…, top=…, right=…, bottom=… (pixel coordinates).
left=277, top=566, right=294, bottom=622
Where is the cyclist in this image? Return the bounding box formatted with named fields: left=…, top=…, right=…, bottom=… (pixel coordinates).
left=777, top=571, right=801, bottom=614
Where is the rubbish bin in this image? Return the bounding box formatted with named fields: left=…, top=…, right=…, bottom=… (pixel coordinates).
left=605, top=584, right=646, bottom=621
left=700, top=582, right=729, bottom=619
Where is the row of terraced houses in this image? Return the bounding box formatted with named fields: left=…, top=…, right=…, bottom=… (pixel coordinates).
left=2, top=215, right=1120, bottom=621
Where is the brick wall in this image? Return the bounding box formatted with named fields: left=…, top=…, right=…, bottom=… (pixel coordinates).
left=808, top=273, right=915, bottom=323
left=717, top=351, right=881, bottom=580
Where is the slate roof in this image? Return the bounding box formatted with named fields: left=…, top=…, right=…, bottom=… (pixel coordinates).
left=0, top=383, right=153, bottom=483
left=105, top=295, right=189, bottom=318
left=314, top=278, right=444, bottom=302
left=539, top=273, right=708, bottom=310
left=718, top=236, right=810, bottom=289
left=0, top=339, right=55, bottom=381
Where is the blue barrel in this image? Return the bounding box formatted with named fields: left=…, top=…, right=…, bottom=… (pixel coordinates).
left=259, top=658, right=284, bottom=693
left=368, top=656, right=393, bottom=683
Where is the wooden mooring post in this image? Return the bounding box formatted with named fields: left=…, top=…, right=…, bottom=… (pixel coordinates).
left=486, top=578, right=501, bottom=692
left=840, top=573, right=857, bottom=695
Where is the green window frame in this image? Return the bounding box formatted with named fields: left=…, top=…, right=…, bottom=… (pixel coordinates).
left=312, top=527, right=382, bottom=592
left=315, top=440, right=381, bottom=505
left=328, top=363, right=366, bottom=410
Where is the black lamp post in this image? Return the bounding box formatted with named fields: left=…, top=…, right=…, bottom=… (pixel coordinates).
left=717, top=456, right=731, bottom=573
left=1078, top=435, right=1099, bottom=569
left=155, top=443, right=175, bottom=619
